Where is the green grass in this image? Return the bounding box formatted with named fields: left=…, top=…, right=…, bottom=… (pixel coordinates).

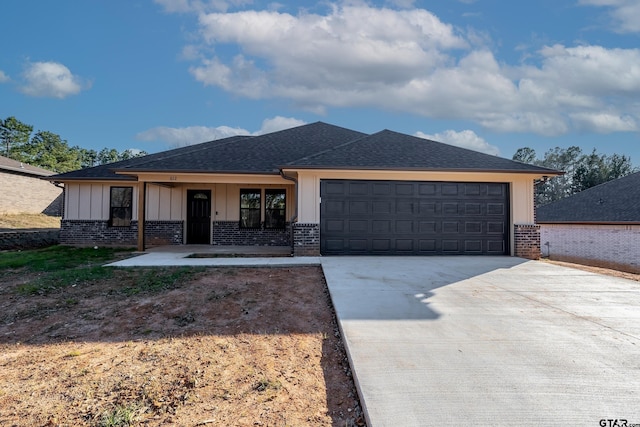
left=2, top=246, right=202, bottom=297
left=98, top=403, right=141, bottom=427
left=0, top=245, right=131, bottom=272
left=16, top=266, right=115, bottom=295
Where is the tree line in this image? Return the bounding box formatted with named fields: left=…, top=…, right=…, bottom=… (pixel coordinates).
left=513, top=146, right=636, bottom=207
left=0, top=116, right=147, bottom=173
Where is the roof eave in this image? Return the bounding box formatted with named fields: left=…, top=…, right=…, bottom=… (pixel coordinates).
left=114, top=169, right=282, bottom=176
left=281, top=165, right=563, bottom=175
left=537, top=220, right=640, bottom=225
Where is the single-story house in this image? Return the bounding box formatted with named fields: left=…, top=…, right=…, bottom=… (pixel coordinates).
left=0, top=154, right=62, bottom=216
left=48, top=122, right=559, bottom=258
left=537, top=171, right=640, bottom=273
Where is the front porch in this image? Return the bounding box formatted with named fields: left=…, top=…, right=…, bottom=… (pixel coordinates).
left=145, top=244, right=293, bottom=257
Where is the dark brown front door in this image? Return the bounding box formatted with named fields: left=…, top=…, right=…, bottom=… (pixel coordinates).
left=187, top=190, right=211, bottom=244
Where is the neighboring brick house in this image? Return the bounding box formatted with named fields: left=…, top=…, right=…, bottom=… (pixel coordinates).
left=0, top=155, right=62, bottom=216
left=49, top=122, right=559, bottom=258
left=537, top=171, right=640, bottom=273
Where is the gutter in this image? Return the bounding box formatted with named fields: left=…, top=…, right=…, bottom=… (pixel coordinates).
left=279, top=169, right=298, bottom=223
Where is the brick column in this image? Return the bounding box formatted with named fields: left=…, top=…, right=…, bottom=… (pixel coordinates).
left=514, top=224, right=541, bottom=260
left=293, top=223, right=320, bottom=256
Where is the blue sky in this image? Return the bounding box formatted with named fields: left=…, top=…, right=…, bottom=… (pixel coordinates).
left=1, top=0, right=639, bottom=164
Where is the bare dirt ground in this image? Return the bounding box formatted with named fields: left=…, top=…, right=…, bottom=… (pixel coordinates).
left=0, top=266, right=365, bottom=427
left=542, top=259, right=640, bottom=282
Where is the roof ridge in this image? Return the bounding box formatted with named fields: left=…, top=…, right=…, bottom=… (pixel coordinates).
left=284, top=130, right=370, bottom=166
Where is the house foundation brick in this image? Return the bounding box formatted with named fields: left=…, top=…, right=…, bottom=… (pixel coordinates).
left=293, top=223, right=320, bottom=256
left=212, top=221, right=291, bottom=246
left=61, top=220, right=138, bottom=246
left=514, top=224, right=541, bottom=260
left=60, top=220, right=184, bottom=247
left=145, top=221, right=184, bottom=246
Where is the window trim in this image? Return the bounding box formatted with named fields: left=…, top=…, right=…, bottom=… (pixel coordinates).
left=109, top=186, right=133, bottom=227
left=264, top=188, right=287, bottom=229
left=239, top=188, right=261, bottom=229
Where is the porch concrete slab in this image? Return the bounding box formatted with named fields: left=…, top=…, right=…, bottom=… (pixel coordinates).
left=320, top=256, right=640, bottom=427
left=105, top=252, right=320, bottom=267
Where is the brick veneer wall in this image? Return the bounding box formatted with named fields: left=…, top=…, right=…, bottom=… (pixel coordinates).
left=145, top=221, right=184, bottom=246
left=293, top=223, right=320, bottom=256
left=212, top=221, right=291, bottom=246
left=61, top=220, right=138, bottom=246
left=514, top=224, right=541, bottom=260
left=0, top=170, right=62, bottom=215
left=540, top=223, right=640, bottom=274
left=60, top=220, right=184, bottom=247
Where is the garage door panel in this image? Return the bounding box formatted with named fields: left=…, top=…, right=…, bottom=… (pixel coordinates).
left=487, top=240, right=505, bottom=253
left=465, top=221, right=482, bottom=233
left=465, top=240, right=483, bottom=253
left=487, top=203, right=505, bottom=215
left=442, top=184, right=459, bottom=195
left=419, top=221, right=437, bottom=233
left=372, top=220, right=390, bottom=233
left=349, top=182, right=369, bottom=195
left=349, top=201, right=368, bottom=215
left=372, top=201, right=392, bottom=214
left=326, top=219, right=344, bottom=232
left=396, top=200, right=413, bottom=214
left=443, top=203, right=458, bottom=214
left=349, top=220, right=368, bottom=233
left=442, top=240, right=460, bottom=252
left=321, top=180, right=509, bottom=255
left=396, top=220, right=413, bottom=234
left=487, top=221, right=505, bottom=233
left=443, top=222, right=459, bottom=233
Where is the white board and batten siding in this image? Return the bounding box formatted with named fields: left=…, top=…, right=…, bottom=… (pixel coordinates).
left=64, top=182, right=295, bottom=222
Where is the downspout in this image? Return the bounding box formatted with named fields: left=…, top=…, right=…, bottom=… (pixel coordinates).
left=279, top=170, right=298, bottom=223
left=53, top=181, right=65, bottom=219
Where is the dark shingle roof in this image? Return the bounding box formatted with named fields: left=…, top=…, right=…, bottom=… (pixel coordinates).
left=285, top=130, right=559, bottom=173
left=121, top=122, right=367, bottom=174
left=49, top=135, right=251, bottom=180
left=537, top=171, right=640, bottom=223
left=49, top=122, right=559, bottom=180
left=0, top=155, right=55, bottom=177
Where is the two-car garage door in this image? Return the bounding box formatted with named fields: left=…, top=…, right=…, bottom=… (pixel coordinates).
left=320, top=180, right=509, bottom=255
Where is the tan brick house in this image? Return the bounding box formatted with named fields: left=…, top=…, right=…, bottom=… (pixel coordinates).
left=0, top=155, right=62, bottom=216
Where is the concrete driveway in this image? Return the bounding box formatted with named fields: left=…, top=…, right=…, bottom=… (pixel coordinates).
left=320, top=257, right=640, bottom=427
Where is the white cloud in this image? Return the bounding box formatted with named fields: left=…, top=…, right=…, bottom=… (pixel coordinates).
left=256, top=116, right=307, bottom=134
left=579, top=0, right=640, bottom=33
left=136, top=116, right=307, bottom=145
left=20, top=61, right=88, bottom=98
left=154, top=0, right=252, bottom=13
left=386, top=0, right=416, bottom=8
left=136, top=125, right=251, bottom=146
left=171, top=4, right=640, bottom=136
left=569, top=112, right=637, bottom=133
left=0, top=70, right=9, bottom=83
left=415, top=129, right=500, bottom=155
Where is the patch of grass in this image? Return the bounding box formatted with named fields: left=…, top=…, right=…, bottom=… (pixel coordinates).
left=17, top=266, right=115, bottom=295
left=0, top=245, right=132, bottom=272
left=98, top=403, right=141, bottom=427
left=119, top=267, right=203, bottom=295
left=254, top=378, right=282, bottom=392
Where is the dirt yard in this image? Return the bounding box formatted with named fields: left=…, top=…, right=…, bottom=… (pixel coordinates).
left=0, top=266, right=365, bottom=427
